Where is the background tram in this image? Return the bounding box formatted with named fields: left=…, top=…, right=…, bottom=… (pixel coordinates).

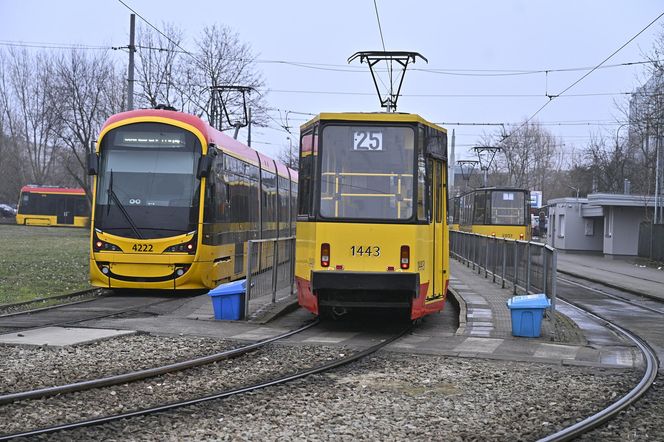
left=458, top=187, right=531, bottom=240
left=16, top=185, right=89, bottom=227
left=88, top=108, right=297, bottom=290
left=295, top=112, right=449, bottom=320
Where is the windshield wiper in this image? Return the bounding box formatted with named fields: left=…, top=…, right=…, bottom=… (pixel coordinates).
left=107, top=170, right=143, bottom=239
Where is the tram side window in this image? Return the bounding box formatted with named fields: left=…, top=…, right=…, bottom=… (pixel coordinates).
left=277, top=174, right=290, bottom=237
left=297, top=130, right=315, bottom=217
left=262, top=170, right=277, bottom=238
left=473, top=192, right=487, bottom=224
left=416, top=157, right=427, bottom=222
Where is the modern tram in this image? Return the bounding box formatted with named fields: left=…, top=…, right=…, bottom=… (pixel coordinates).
left=88, top=108, right=297, bottom=290
left=457, top=187, right=531, bottom=240
left=295, top=112, right=449, bottom=320
left=16, top=185, right=89, bottom=227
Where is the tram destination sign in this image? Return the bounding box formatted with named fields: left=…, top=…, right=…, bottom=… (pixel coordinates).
left=118, top=131, right=185, bottom=148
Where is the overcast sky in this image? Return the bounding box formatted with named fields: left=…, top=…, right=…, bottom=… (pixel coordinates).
left=1, top=1, right=664, bottom=162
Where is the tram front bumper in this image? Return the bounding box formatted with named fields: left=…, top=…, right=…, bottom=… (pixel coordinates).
left=311, top=271, right=420, bottom=308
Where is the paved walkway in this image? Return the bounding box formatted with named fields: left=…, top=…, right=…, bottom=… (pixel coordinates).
left=447, top=258, right=642, bottom=368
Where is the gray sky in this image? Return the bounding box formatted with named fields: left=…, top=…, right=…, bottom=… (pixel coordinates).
left=1, top=1, right=663, bottom=162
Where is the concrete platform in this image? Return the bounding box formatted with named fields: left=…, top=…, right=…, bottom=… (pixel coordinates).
left=0, top=327, right=136, bottom=347
left=445, top=258, right=641, bottom=368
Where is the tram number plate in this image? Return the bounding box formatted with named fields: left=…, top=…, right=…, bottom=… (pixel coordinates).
left=350, top=246, right=380, bottom=257
left=132, top=243, right=154, bottom=252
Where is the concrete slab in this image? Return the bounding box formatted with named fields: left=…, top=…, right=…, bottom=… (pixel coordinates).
left=0, top=327, right=136, bottom=347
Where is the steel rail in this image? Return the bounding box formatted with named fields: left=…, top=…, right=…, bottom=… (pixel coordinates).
left=0, top=319, right=319, bottom=406
left=558, top=275, right=664, bottom=316
left=0, top=288, right=102, bottom=317
left=0, top=322, right=412, bottom=441
left=538, top=297, right=659, bottom=442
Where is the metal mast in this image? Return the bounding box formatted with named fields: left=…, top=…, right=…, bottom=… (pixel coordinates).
left=347, top=51, right=427, bottom=112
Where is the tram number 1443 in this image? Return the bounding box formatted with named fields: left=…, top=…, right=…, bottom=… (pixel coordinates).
left=350, top=245, right=380, bottom=257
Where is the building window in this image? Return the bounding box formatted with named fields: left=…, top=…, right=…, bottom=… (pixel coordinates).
left=558, top=214, right=565, bottom=237
left=584, top=219, right=594, bottom=236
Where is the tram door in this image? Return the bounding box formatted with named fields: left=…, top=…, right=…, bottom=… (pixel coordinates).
left=56, top=197, right=74, bottom=225
left=431, top=160, right=444, bottom=299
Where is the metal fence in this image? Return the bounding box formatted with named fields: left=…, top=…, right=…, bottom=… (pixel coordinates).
left=244, top=236, right=296, bottom=318
left=450, top=230, right=557, bottom=312
left=638, top=222, right=664, bottom=262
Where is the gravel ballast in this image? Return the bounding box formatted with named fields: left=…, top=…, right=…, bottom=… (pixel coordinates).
left=0, top=334, right=659, bottom=441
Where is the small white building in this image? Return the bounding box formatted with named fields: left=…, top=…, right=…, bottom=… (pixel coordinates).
left=547, top=194, right=656, bottom=256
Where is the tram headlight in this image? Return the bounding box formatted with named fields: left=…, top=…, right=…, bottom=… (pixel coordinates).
left=320, top=243, right=330, bottom=267
left=164, top=236, right=197, bottom=254
left=93, top=233, right=121, bottom=252
left=400, top=245, right=410, bottom=270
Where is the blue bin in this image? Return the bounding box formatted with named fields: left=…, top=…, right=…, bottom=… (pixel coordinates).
left=208, top=279, right=246, bottom=321
left=506, top=294, right=551, bottom=338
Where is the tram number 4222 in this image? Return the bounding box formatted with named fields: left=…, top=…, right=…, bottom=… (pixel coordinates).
left=132, top=243, right=154, bottom=252
left=350, top=245, right=380, bottom=257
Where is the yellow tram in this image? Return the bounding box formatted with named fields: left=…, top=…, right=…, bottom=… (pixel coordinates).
left=16, top=185, right=89, bottom=227
left=458, top=187, right=531, bottom=240
left=88, top=108, right=297, bottom=290
left=295, top=112, right=449, bottom=320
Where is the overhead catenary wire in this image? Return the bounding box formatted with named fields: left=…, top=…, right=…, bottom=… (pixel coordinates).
left=372, top=0, right=393, bottom=96
left=501, top=10, right=664, bottom=144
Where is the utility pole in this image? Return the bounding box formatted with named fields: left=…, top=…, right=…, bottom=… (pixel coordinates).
left=247, top=107, right=252, bottom=147
left=127, top=13, right=136, bottom=111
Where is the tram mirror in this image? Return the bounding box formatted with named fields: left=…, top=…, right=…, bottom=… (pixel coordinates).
left=87, top=152, right=99, bottom=175
left=197, top=154, right=213, bottom=179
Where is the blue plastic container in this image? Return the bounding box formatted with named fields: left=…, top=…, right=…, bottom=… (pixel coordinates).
left=506, top=294, right=551, bottom=338
left=208, top=279, right=246, bottom=321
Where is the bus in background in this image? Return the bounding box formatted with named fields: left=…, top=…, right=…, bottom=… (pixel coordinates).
left=16, top=185, right=89, bottom=227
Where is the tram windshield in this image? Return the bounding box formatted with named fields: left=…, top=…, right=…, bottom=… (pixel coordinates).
left=490, top=190, right=527, bottom=225
left=319, top=125, right=415, bottom=220
left=94, top=122, right=200, bottom=239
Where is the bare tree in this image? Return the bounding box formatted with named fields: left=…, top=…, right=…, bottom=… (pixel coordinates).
left=483, top=121, right=564, bottom=201
left=49, top=49, right=125, bottom=197
left=0, top=47, right=59, bottom=185
left=188, top=24, right=268, bottom=131
left=134, top=22, right=182, bottom=109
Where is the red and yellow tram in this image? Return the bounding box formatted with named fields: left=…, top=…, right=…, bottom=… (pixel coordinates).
left=88, top=108, right=297, bottom=290
left=295, top=112, right=449, bottom=320
left=16, top=185, right=89, bottom=227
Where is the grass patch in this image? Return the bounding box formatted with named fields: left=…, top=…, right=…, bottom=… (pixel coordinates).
left=0, top=224, right=91, bottom=304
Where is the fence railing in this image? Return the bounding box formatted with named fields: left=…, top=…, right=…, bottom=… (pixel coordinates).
left=244, top=236, right=296, bottom=318
left=450, top=230, right=557, bottom=313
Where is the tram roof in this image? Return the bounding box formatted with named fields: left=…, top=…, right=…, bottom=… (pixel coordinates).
left=99, top=109, right=297, bottom=180
left=20, top=185, right=85, bottom=195
left=300, top=112, right=446, bottom=133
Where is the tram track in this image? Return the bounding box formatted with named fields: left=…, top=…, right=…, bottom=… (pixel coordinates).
left=0, top=292, right=199, bottom=333
left=538, top=295, right=659, bottom=442
left=0, top=288, right=103, bottom=317
left=0, top=319, right=319, bottom=406
left=0, top=322, right=412, bottom=440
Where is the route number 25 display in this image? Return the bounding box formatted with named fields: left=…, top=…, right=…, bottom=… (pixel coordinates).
left=353, top=131, right=383, bottom=151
